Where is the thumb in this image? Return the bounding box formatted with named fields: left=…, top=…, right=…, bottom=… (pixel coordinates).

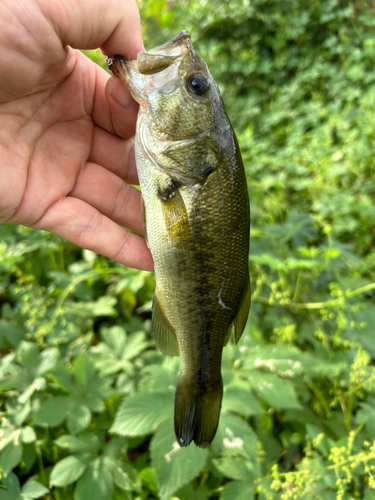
left=106, top=75, right=139, bottom=139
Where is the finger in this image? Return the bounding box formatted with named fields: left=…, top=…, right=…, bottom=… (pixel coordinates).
left=42, top=0, right=144, bottom=58
left=89, top=125, right=138, bottom=184
left=32, top=196, right=153, bottom=272
left=90, top=61, right=138, bottom=140
left=106, top=76, right=139, bottom=139
left=69, top=162, right=143, bottom=234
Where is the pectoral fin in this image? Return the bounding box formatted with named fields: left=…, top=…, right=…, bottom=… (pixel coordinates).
left=157, top=178, right=190, bottom=243
left=233, top=275, right=251, bottom=344
left=152, top=291, right=180, bottom=356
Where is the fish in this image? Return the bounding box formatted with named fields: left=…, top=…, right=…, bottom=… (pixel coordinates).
left=107, top=31, right=250, bottom=448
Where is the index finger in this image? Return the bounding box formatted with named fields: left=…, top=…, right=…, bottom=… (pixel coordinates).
left=39, top=0, right=144, bottom=58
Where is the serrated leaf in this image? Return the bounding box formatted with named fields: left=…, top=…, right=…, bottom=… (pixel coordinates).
left=0, top=439, right=23, bottom=476
left=213, top=456, right=256, bottom=481
left=211, top=413, right=258, bottom=461
left=66, top=297, right=117, bottom=318
left=21, top=481, right=49, bottom=498
left=122, top=332, right=149, bottom=360
left=104, top=457, right=141, bottom=493
left=242, top=344, right=305, bottom=376
left=74, top=458, right=113, bottom=500
left=34, top=396, right=71, bottom=427
left=49, top=454, right=93, bottom=487
left=101, top=326, right=127, bottom=356
left=222, top=387, right=264, bottom=417
left=36, top=347, right=59, bottom=375
left=67, top=403, right=91, bottom=434
left=151, top=420, right=208, bottom=500
left=220, top=480, right=255, bottom=500
left=110, top=392, right=173, bottom=437
left=247, top=373, right=302, bottom=410
left=55, top=433, right=100, bottom=454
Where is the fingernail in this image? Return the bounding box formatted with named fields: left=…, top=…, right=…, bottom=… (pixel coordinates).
left=108, top=77, right=136, bottom=108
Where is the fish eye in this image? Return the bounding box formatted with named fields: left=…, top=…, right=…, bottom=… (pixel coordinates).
left=186, top=73, right=209, bottom=96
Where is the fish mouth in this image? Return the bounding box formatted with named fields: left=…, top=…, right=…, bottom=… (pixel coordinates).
left=107, top=31, right=192, bottom=76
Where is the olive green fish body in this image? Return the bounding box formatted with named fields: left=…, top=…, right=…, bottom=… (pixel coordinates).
left=107, top=31, right=250, bottom=448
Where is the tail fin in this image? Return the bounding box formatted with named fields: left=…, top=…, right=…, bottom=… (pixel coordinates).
left=174, top=376, right=223, bottom=448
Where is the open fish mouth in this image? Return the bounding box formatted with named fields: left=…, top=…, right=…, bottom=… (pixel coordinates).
left=107, top=30, right=191, bottom=76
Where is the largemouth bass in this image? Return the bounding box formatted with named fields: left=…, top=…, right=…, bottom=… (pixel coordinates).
left=107, top=31, right=250, bottom=448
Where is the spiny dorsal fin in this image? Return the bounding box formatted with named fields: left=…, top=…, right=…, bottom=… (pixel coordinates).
left=152, top=291, right=180, bottom=356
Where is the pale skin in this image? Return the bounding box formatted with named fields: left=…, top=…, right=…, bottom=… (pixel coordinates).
left=0, top=0, right=153, bottom=271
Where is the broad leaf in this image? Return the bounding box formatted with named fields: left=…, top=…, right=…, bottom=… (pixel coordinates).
left=49, top=454, right=93, bottom=487
left=33, top=396, right=71, bottom=427
left=220, top=480, right=256, bottom=500
left=67, top=403, right=91, bottom=435
left=0, top=439, right=23, bottom=476
left=74, top=458, right=113, bottom=500
left=21, top=481, right=49, bottom=499
left=110, top=392, right=173, bottom=437
left=151, top=420, right=208, bottom=500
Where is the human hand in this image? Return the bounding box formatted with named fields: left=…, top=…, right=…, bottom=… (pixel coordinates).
left=0, top=0, right=153, bottom=271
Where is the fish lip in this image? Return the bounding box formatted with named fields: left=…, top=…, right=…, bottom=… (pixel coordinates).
left=106, top=55, right=130, bottom=76
left=147, top=30, right=191, bottom=55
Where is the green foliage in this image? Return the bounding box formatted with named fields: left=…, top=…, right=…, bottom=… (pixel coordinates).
left=1, top=0, right=375, bottom=499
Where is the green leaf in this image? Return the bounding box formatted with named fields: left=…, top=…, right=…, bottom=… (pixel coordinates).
left=122, top=332, right=149, bottom=360
left=0, top=321, right=25, bottom=347
left=0, top=439, right=23, bottom=476
left=20, top=427, right=37, bottom=444
left=55, top=433, right=100, bottom=454
left=34, top=396, right=71, bottom=427
left=1, top=472, right=20, bottom=492
left=21, top=481, right=49, bottom=499
left=139, top=467, right=159, bottom=496
left=247, top=373, right=302, bottom=410
left=213, top=456, right=256, bottom=481
left=220, top=480, right=255, bottom=500
left=66, top=297, right=117, bottom=318
left=211, top=413, right=258, bottom=461
left=72, top=355, right=96, bottom=388
left=67, top=403, right=91, bottom=435
left=74, top=458, right=113, bottom=500
left=110, top=392, right=173, bottom=437
left=104, top=458, right=141, bottom=493
left=222, top=387, right=264, bottom=417
left=151, top=420, right=208, bottom=500
left=49, top=454, right=93, bottom=487
left=0, top=473, right=20, bottom=499
left=101, top=326, right=127, bottom=356
left=36, top=347, right=59, bottom=375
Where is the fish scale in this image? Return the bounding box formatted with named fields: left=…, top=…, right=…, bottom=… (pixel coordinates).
left=107, top=31, right=250, bottom=448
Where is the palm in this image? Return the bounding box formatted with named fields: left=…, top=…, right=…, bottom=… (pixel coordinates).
left=0, top=0, right=152, bottom=271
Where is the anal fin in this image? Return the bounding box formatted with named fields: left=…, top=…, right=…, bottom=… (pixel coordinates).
left=223, top=324, right=232, bottom=347
left=233, top=275, right=251, bottom=344
left=152, top=291, right=180, bottom=356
